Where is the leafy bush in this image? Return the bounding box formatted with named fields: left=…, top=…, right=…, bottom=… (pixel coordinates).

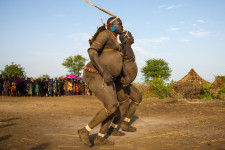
left=217, top=87, right=225, bottom=99
left=150, top=77, right=173, bottom=99
left=199, top=83, right=213, bottom=99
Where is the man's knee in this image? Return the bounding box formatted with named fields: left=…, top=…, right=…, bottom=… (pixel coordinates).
left=131, top=93, right=142, bottom=105
left=104, top=103, right=118, bottom=115
left=137, top=94, right=142, bottom=104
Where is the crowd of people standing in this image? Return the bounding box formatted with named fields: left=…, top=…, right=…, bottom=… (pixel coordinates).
left=0, top=75, right=92, bottom=97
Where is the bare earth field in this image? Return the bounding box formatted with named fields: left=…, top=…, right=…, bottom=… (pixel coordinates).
left=0, top=96, right=225, bottom=150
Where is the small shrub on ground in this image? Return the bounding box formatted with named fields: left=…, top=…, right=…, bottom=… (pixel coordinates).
left=217, top=87, right=225, bottom=99
left=150, top=77, right=173, bottom=99
left=199, top=83, right=213, bottom=99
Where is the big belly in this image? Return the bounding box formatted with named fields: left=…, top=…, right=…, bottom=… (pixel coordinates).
left=124, top=61, right=138, bottom=82
left=99, top=51, right=123, bottom=77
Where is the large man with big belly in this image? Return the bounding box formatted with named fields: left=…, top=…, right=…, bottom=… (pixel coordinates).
left=77, top=16, right=127, bottom=146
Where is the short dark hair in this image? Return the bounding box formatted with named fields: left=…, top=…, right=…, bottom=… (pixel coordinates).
left=107, top=17, right=117, bottom=25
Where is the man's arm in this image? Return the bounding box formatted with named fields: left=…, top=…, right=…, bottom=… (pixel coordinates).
left=88, top=31, right=112, bottom=82
left=120, top=64, right=131, bottom=87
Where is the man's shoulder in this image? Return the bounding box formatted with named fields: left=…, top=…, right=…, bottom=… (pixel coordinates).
left=98, top=30, right=110, bottom=36
left=93, top=30, right=110, bottom=43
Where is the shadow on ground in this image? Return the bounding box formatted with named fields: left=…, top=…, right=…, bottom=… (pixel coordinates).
left=0, top=117, right=21, bottom=122
left=28, top=143, right=51, bottom=150
left=0, top=135, right=12, bottom=142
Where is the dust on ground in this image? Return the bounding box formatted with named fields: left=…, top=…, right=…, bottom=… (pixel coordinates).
left=0, top=96, right=225, bottom=150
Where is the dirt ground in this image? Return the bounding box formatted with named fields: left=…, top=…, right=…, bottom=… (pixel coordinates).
left=0, top=96, right=225, bottom=150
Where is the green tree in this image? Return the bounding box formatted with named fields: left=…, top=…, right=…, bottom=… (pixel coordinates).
left=1, top=62, right=25, bottom=78
left=62, top=55, right=88, bottom=77
left=37, top=74, right=50, bottom=80
left=141, top=58, right=172, bottom=82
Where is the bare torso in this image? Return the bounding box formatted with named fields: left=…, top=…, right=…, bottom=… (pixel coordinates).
left=86, top=30, right=123, bottom=77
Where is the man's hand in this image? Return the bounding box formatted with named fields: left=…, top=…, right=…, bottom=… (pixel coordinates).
left=120, top=76, right=131, bottom=87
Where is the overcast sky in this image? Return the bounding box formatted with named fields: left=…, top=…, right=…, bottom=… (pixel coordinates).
left=0, top=0, right=225, bottom=82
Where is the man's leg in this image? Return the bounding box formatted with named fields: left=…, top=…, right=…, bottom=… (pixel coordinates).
left=121, top=84, right=142, bottom=132
left=107, top=78, right=129, bottom=136
left=78, top=71, right=118, bottom=146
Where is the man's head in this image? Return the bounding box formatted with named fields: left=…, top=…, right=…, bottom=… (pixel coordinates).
left=107, top=17, right=123, bottom=34
left=119, top=30, right=134, bottom=44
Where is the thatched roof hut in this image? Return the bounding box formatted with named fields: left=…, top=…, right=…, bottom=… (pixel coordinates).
left=211, top=76, right=225, bottom=98
left=173, top=68, right=211, bottom=98
left=212, top=76, right=224, bottom=89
